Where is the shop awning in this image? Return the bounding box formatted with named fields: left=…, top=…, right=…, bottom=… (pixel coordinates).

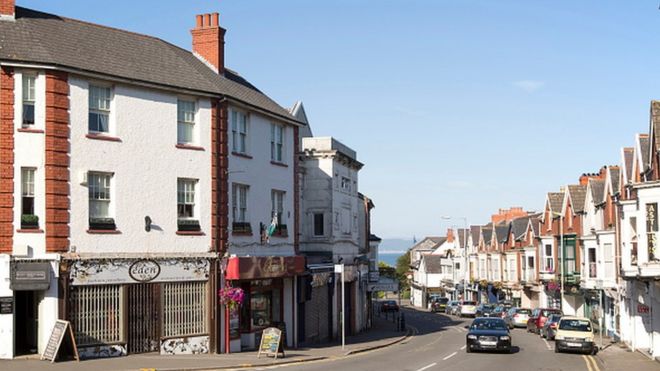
left=226, top=256, right=305, bottom=280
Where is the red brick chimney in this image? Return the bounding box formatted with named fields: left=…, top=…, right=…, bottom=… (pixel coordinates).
left=446, top=228, right=454, bottom=243
left=191, top=12, right=226, bottom=74
left=0, top=0, right=15, bottom=19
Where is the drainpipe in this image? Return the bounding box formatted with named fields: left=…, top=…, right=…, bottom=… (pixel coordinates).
left=560, top=214, right=565, bottom=313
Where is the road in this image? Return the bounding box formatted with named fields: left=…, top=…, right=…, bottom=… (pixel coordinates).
left=251, top=305, right=600, bottom=371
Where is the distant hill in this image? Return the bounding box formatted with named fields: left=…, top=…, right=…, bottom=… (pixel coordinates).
left=379, top=238, right=415, bottom=254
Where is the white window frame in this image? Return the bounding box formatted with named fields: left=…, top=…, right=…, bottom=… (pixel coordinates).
left=177, top=99, right=196, bottom=144
left=232, top=183, right=249, bottom=223
left=270, top=123, right=284, bottom=162
left=341, top=177, right=351, bottom=192
left=88, top=84, right=112, bottom=134
left=177, top=178, right=196, bottom=220
left=271, top=190, right=284, bottom=221
left=231, top=110, right=249, bottom=154
left=21, top=167, right=36, bottom=216
left=22, top=74, right=36, bottom=127
left=544, top=244, right=554, bottom=272
left=88, top=172, right=112, bottom=219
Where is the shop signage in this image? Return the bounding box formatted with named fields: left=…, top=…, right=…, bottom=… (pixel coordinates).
left=0, top=297, right=13, bottom=314
left=368, top=282, right=399, bottom=292
left=257, top=327, right=284, bottom=359
left=41, top=320, right=79, bottom=363
left=70, top=258, right=210, bottom=286
left=638, top=304, right=650, bottom=314
left=128, top=260, right=161, bottom=282
left=10, top=262, right=51, bottom=291
left=226, top=256, right=305, bottom=280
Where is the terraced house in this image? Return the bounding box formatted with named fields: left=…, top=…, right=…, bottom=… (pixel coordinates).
left=0, top=0, right=310, bottom=359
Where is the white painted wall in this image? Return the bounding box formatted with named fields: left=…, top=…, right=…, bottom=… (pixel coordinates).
left=227, top=106, right=295, bottom=257
left=0, top=255, right=13, bottom=359
left=68, top=76, right=212, bottom=254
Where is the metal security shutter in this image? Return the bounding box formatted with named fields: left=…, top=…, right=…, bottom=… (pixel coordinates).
left=69, top=285, right=123, bottom=346
left=128, top=283, right=161, bottom=354
left=304, top=285, right=329, bottom=343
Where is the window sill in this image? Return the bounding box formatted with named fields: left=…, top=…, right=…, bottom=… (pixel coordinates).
left=232, top=151, right=253, bottom=159
left=87, top=229, right=122, bottom=234
left=270, top=161, right=288, bottom=168
left=232, top=231, right=253, bottom=236
left=176, top=231, right=205, bottom=236
left=16, top=229, right=44, bottom=234
left=17, top=128, right=44, bottom=134
left=86, top=133, right=122, bottom=142
left=176, top=143, right=205, bottom=151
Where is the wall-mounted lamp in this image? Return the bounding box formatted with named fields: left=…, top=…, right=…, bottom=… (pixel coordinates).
left=145, top=216, right=152, bottom=232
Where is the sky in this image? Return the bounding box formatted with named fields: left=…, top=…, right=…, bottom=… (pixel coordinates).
left=19, top=0, right=660, bottom=239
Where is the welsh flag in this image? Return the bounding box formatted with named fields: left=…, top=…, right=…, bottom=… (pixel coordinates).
left=266, top=214, right=278, bottom=237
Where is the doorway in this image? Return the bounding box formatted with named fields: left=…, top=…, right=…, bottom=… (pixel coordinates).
left=127, top=284, right=161, bottom=354
left=14, top=291, right=38, bottom=355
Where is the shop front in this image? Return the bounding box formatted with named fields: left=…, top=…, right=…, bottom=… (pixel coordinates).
left=224, top=256, right=305, bottom=352
left=63, top=254, right=215, bottom=359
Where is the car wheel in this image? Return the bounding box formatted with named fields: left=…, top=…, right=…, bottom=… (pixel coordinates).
left=555, top=345, right=560, bottom=353
left=466, top=345, right=472, bottom=353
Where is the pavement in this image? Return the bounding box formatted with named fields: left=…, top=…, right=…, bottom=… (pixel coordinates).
left=0, top=309, right=410, bottom=371
left=595, top=338, right=660, bottom=371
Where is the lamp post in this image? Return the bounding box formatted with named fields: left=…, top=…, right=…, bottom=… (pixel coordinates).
left=441, top=216, right=468, bottom=301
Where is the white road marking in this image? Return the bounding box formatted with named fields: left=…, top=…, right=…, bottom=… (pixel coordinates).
left=416, top=362, right=437, bottom=371
left=542, top=338, right=552, bottom=350
left=460, top=345, right=466, bottom=350
left=443, top=351, right=457, bottom=360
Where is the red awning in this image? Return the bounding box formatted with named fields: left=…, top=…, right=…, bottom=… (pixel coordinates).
left=225, top=256, right=305, bottom=280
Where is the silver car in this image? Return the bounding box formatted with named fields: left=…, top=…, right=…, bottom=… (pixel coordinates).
left=459, top=300, right=478, bottom=317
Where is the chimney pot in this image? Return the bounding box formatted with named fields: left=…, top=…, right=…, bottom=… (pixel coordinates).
left=196, top=14, right=203, bottom=28
left=204, top=14, right=211, bottom=27
left=211, top=13, right=219, bottom=27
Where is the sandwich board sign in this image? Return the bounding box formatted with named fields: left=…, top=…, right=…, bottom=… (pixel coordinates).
left=257, top=327, right=285, bottom=359
left=41, top=320, right=79, bottom=363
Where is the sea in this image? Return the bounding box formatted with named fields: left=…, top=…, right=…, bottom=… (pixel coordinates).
left=379, top=252, right=404, bottom=267
left=377, top=238, right=415, bottom=267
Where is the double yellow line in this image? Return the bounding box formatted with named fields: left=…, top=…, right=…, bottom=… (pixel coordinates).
left=582, top=354, right=600, bottom=371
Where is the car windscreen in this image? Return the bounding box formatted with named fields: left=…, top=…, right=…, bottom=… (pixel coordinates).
left=483, top=304, right=495, bottom=309
left=472, top=319, right=507, bottom=331
left=463, top=301, right=477, bottom=305
left=438, top=298, right=449, bottom=303
left=542, top=309, right=561, bottom=317
left=516, top=309, right=531, bottom=314
left=559, top=319, right=592, bottom=332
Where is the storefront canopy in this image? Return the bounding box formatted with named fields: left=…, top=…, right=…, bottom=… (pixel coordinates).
left=226, top=256, right=305, bottom=280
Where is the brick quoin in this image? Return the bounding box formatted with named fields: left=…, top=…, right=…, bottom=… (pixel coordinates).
left=217, top=100, right=229, bottom=254
left=0, top=67, right=14, bottom=253
left=211, top=101, right=218, bottom=252
left=45, top=71, right=70, bottom=253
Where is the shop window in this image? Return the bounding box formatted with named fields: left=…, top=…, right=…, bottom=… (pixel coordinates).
left=69, top=285, right=123, bottom=345
left=162, top=281, right=207, bottom=337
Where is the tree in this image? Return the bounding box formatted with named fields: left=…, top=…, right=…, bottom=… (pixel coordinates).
left=395, top=250, right=412, bottom=298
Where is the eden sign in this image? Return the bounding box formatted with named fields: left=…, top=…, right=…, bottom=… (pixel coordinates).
left=70, top=258, right=210, bottom=286
left=129, top=260, right=161, bottom=282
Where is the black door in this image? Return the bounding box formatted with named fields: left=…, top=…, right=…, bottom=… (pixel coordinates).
left=128, top=284, right=161, bottom=354
left=15, top=291, right=38, bottom=355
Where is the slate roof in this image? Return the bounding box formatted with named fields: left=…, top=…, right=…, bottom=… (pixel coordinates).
left=0, top=7, right=301, bottom=124
left=457, top=228, right=469, bottom=249
left=422, top=255, right=443, bottom=274
left=494, top=224, right=510, bottom=244
left=410, top=237, right=445, bottom=252
left=588, top=179, right=605, bottom=207
left=511, top=217, right=530, bottom=241
left=640, top=135, right=650, bottom=172
left=481, top=228, right=493, bottom=245
left=548, top=192, right=565, bottom=215
left=530, top=216, right=540, bottom=238
left=470, top=226, right=481, bottom=247
left=609, top=166, right=621, bottom=197
left=623, top=147, right=634, bottom=184
left=567, top=185, right=587, bottom=213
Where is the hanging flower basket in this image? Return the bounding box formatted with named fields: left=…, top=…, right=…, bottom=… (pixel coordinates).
left=493, top=281, right=503, bottom=290
left=479, top=279, right=489, bottom=288
left=547, top=280, right=560, bottom=292
left=219, top=286, right=245, bottom=310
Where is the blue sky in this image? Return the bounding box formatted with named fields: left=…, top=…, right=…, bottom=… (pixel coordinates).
left=20, top=1, right=660, bottom=239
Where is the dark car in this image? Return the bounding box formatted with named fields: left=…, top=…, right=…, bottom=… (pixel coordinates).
left=381, top=300, right=399, bottom=312
left=540, top=314, right=562, bottom=340
left=476, top=303, right=496, bottom=317
left=466, top=317, right=512, bottom=353
left=446, top=300, right=460, bottom=315
left=431, top=297, right=450, bottom=313
left=492, top=304, right=512, bottom=319
left=527, top=308, right=562, bottom=334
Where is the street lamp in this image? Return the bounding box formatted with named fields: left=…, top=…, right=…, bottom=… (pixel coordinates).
left=441, top=216, right=468, bottom=301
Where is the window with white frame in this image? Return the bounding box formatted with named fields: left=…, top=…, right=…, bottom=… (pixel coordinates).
left=21, top=168, right=37, bottom=229
left=508, top=258, right=516, bottom=282
left=527, top=256, right=535, bottom=280
left=231, top=110, right=248, bottom=154
left=88, top=85, right=111, bottom=133
left=231, top=183, right=249, bottom=233
left=177, top=178, right=200, bottom=232
left=88, top=172, right=114, bottom=229
left=493, top=259, right=500, bottom=280
left=22, top=75, right=36, bottom=127
left=162, top=281, right=207, bottom=337
left=177, top=99, right=196, bottom=144
left=270, top=190, right=285, bottom=236
left=544, top=244, right=554, bottom=272
left=341, top=177, right=351, bottom=192
left=270, top=123, right=283, bottom=162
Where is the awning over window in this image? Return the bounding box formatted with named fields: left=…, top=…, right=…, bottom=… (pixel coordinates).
left=225, top=256, right=305, bottom=280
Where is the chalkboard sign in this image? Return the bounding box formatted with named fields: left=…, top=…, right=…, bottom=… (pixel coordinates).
left=257, top=327, right=285, bottom=359
left=41, top=320, right=79, bottom=363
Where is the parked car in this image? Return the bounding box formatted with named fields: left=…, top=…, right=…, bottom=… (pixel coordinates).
left=459, top=300, right=478, bottom=317
left=554, top=316, right=596, bottom=354
left=540, top=314, right=562, bottom=340
left=504, top=307, right=532, bottom=328
left=431, top=297, right=450, bottom=313
left=476, top=303, right=496, bottom=317
left=527, top=308, right=562, bottom=334
left=492, top=304, right=512, bottom=319
left=466, top=317, right=512, bottom=353
left=446, top=300, right=460, bottom=315
left=381, top=300, right=399, bottom=312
